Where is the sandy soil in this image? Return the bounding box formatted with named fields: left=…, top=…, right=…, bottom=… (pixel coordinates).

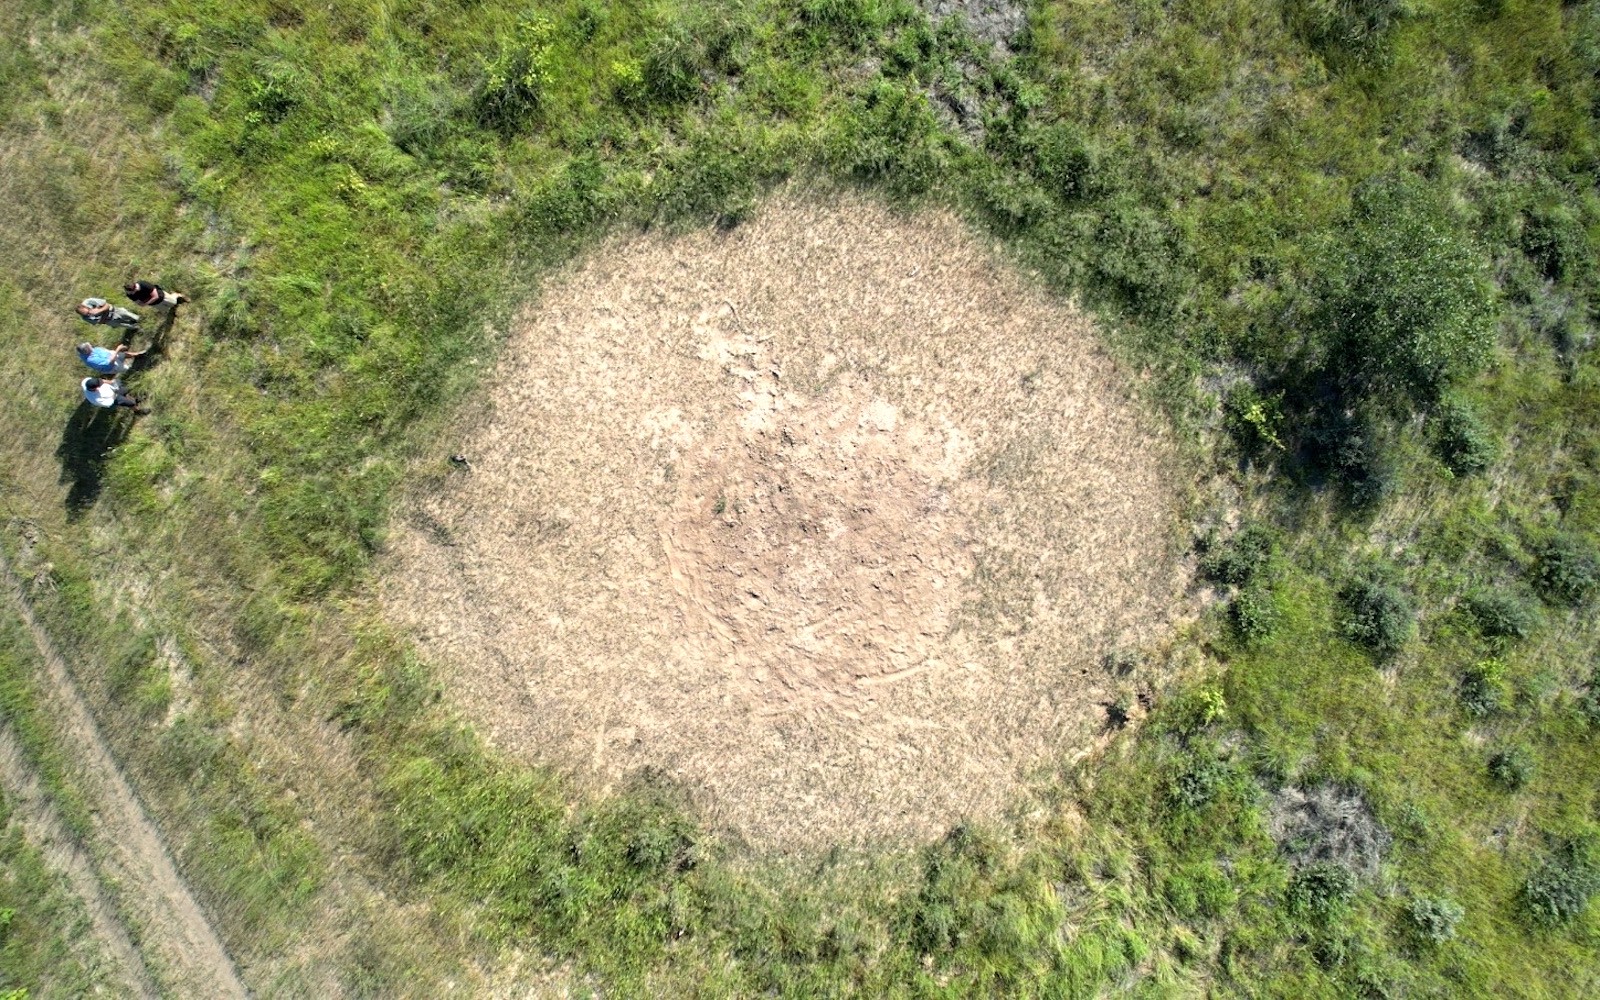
left=0, top=558, right=248, bottom=999
left=383, top=192, right=1188, bottom=847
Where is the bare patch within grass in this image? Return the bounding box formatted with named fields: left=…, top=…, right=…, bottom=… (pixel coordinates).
left=383, top=191, right=1188, bottom=846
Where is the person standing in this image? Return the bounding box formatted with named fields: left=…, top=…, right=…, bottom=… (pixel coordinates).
left=76, top=297, right=140, bottom=329
left=76, top=342, right=146, bottom=376
left=80, top=377, right=148, bottom=413
left=124, top=279, right=188, bottom=309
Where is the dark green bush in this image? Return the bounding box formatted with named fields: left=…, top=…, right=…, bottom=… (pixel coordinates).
left=1488, top=745, right=1534, bottom=791
left=1288, top=861, right=1357, bottom=919
left=1232, top=585, right=1280, bottom=645
left=1202, top=523, right=1277, bottom=587
left=1459, top=660, right=1509, bottom=718
left=1463, top=588, right=1540, bottom=645
left=1432, top=397, right=1497, bottom=476
left=1408, top=894, right=1464, bottom=944
left=1325, top=176, right=1497, bottom=405
left=1523, top=838, right=1600, bottom=926
left=1170, top=751, right=1231, bottom=810
left=1533, top=533, right=1600, bottom=606
left=1305, top=405, right=1396, bottom=509
left=1580, top=664, right=1600, bottom=725
left=1341, top=574, right=1414, bottom=656
left=1522, top=204, right=1592, bottom=285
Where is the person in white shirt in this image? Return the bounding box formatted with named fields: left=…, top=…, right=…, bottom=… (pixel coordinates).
left=81, top=377, right=147, bottom=414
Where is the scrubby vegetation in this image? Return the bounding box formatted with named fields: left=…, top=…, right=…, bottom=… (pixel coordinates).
left=1, top=0, right=1600, bottom=995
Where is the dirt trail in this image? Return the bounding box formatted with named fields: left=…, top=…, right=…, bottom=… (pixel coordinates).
left=0, top=725, right=157, bottom=998
left=1, top=557, right=250, bottom=999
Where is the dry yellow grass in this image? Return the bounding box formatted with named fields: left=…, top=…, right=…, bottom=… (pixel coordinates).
left=383, top=191, right=1189, bottom=847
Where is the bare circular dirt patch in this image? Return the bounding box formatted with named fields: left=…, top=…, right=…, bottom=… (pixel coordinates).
left=382, top=192, right=1188, bottom=847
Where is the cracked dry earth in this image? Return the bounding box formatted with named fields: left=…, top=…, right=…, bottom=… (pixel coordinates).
left=383, top=192, right=1188, bottom=847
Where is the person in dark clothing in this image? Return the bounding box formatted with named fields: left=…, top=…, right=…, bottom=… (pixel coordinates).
left=124, top=280, right=188, bottom=309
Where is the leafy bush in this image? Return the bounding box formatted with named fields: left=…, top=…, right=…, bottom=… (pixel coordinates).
left=1463, top=588, right=1540, bottom=645
left=1459, top=660, right=1509, bottom=718
left=1325, top=176, right=1497, bottom=405
left=1305, top=405, right=1397, bottom=509
left=1533, top=533, right=1600, bottom=606
left=1523, top=839, right=1600, bottom=926
left=1408, top=894, right=1464, bottom=944
left=1488, top=745, right=1534, bottom=791
left=475, top=17, right=555, bottom=132
left=1224, top=384, right=1286, bottom=455
left=1340, top=574, right=1414, bottom=656
left=1232, top=585, right=1281, bottom=645
left=1580, top=664, right=1600, bottom=726
left=1432, top=397, right=1497, bottom=476
left=1522, top=204, right=1592, bottom=285
left=1288, top=861, right=1357, bottom=919
left=1202, top=523, right=1277, bottom=587
left=1170, top=750, right=1231, bottom=810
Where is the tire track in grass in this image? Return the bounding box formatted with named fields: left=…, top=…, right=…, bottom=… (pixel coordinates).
left=1, top=556, right=250, bottom=999
left=0, top=725, right=158, bottom=998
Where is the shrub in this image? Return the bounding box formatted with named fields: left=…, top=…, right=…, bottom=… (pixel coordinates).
left=1325, top=176, right=1497, bottom=405
left=1523, top=839, right=1600, bottom=926
left=1533, top=533, right=1600, bottom=606
left=799, top=0, right=880, bottom=46
left=1224, top=384, right=1286, bottom=455
left=1341, top=574, right=1414, bottom=656
left=1432, top=398, right=1497, bottom=476
left=1170, top=751, right=1230, bottom=810
left=1202, top=523, right=1277, bottom=587
left=475, top=17, right=555, bottom=132
left=1487, top=745, right=1534, bottom=791
left=1459, top=660, right=1509, bottom=718
left=1580, top=664, right=1600, bottom=725
left=1305, top=405, right=1397, bottom=509
left=1463, top=588, right=1540, bottom=645
left=1522, top=204, right=1592, bottom=285
left=1408, top=895, right=1464, bottom=944
left=1288, top=861, right=1357, bottom=919
left=1232, top=585, right=1280, bottom=645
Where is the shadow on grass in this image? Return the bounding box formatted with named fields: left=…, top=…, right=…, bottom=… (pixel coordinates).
left=132, top=308, right=177, bottom=372
left=55, top=401, right=131, bottom=519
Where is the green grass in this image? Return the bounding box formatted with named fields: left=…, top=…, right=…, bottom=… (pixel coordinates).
left=0, top=790, right=120, bottom=998
left=2, top=0, right=1600, bottom=994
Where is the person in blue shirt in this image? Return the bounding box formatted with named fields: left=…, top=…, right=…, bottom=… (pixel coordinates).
left=75, top=342, right=146, bottom=376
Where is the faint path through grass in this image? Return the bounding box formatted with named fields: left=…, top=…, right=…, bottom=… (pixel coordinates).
left=0, top=554, right=249, bottom=1000
left=0, top=723, right=156, bottom=998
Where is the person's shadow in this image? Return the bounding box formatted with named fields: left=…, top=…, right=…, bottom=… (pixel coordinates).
left=132, top=309, right=178, bottom=372
left=56, top=402, right=132, bottom=518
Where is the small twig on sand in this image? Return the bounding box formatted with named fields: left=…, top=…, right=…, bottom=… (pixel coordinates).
left=723, top=298, right=749, bottom=336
